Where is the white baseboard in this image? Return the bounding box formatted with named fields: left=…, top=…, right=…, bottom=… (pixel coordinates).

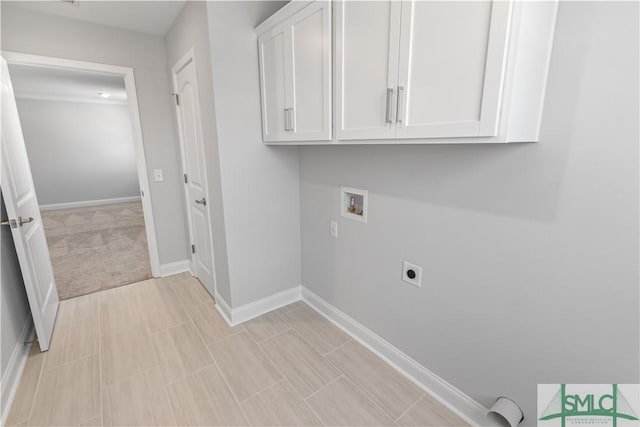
left=229, top=286, right=301, bottom=326
left=216, top=286, right=302, bottom=327
left=301, top=287, right=490, bottom=427
left=39, top=196, right=142, bottom=211
left=1, top=320, right=33, bottom=426
left=158, top=259, right=192, bottom=277
left=214, top=292, right=233, bottom=326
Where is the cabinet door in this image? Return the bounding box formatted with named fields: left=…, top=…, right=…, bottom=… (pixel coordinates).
left=395, top=0, right=512, bottom=139
left=289, top=1, right=332, bottom=141
left=335, top=0, right=402, bottom=140
left=258, top=25, right=292, bottom=142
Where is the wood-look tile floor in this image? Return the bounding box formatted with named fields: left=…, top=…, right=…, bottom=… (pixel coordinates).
left=6, top=273, right=469, bottom=427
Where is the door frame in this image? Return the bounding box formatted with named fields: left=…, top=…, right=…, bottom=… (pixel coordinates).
left=2, top=51, right=161, bottom=277
left=170, top=47, right=217, bottom=296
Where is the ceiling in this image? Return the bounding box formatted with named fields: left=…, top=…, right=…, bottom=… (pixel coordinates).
left=8, top=1, right=186, bottom=36
left=9, top=63, right=128, bottom=104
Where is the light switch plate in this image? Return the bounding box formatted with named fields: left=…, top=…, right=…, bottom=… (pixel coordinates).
left=154, top=169, right=164, bottom=182
left=330, top=221, right=338, bottom=239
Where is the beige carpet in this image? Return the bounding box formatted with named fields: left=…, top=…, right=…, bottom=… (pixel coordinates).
left=41, top=201, right=152, bottom=300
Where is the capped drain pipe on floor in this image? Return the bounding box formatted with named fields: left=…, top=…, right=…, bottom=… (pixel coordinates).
left=487, top=397, right=524, bottom=427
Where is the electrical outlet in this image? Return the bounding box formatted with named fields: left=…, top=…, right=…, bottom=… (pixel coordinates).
left=330, top=221, right=338, bottom=239
left=153, top=169, right=164, bottom=182
left=401, top=261, right=422, bottom=287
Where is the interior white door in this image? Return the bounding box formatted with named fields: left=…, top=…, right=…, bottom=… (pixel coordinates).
left=1, top=57, right=58, bottom=351
left=258, top=24, right=293, bottom=142
left=173, top=56, right=215, bottom=295
left=288, top=1, right=332, bottom=141
left=395, top=0, right=512, bottom=139
left=335, top=0, right=402, bottom=140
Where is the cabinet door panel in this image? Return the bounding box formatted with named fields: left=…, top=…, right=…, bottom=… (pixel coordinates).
left=290, top=1, right=331, bottom=140
left=335, top=0, right=401, bottom=140
left=259, top=27, right=291, bottom=141
left=396, top=0, right=511, bottom=139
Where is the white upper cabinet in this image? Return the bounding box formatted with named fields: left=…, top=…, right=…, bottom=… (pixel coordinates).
left=257, top=1, right=332, bottom=142
left=290, top=3, right=332, bottom=140
left=258, top=25, right=290, bottom=141
left=334, top=0, right=401, bottom=140
left=337, top=0, right=513, bottom=141
left=395, top=1, right=511, bottom=139
left=257, top=0, right=558, bottom=144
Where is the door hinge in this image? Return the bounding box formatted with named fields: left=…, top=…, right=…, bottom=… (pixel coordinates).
left=184, top=173, right=188, bottom=184
left=141, top=190, right=144, bottom=197
left=172, top=93, right=180, bottom=106
left=191, top=244, right=195, bottom=254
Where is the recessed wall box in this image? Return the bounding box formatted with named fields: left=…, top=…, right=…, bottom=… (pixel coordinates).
left=340, top=186, right=368, bottom=223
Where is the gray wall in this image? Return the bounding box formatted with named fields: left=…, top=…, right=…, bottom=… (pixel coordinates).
left=1, top=3, right=190, bottom=265
left=16, top=99, right=139, bottom=206
left=207, top=1, right=301, bottom=307
left=0, top=194, right=31, bottom=408
left=299, top=1, right=639, bottom=423
left=164, top=1, right=232, bottom=304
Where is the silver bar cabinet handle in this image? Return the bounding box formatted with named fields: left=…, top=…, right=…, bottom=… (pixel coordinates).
left=385, top=88, right=393, bottom=124
left=288, top=108, right=294, bottom=132
left=284, top=108, right=289, bottom=131
left=396, top=86, right=404, bottom=123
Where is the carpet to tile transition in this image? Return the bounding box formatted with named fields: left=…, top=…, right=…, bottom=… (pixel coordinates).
left=41, top=201, right=152, bottom=300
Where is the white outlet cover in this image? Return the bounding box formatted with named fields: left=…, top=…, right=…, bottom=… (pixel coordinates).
left=153, top=169, right=164, bottom=182
left=402, top=261, right=422, bottom=287
left=330, top=221, right=338, bottom=239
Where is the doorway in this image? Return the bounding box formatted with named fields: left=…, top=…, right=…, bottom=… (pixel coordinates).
left=4, top=52, right=161, bottom=300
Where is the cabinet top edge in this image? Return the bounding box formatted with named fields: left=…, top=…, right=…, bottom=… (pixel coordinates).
left=255, top=0, right=315, bottom=35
